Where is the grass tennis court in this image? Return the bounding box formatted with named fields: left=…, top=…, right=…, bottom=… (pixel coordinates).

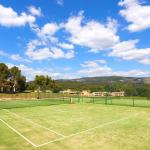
left=0, top=98, right=150, bottom=150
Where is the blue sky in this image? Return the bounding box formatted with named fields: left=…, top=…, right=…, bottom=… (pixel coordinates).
left=0, top=0, right=150, bottom=80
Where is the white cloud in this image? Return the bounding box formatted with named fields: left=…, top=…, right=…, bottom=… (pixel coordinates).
left=56, top=0, right=64, bottom=6
left=0, top=50, right=31, bottom=63
left=26, top=39, right=74, bottom=60
left=81, top=60, right=106, bottom=68
left=10, top=54, right=31, bottom=63
left=109, top=40, right=150, bottom=65
left=10, top=54, right=22, bottom=61
left=119, top=0, right=150, bottom=32
left=78, top=60, right=149, bottom=77
left=58, top=43, right=74, bottom=49
left=26, top=21, right=75, bottom=61
left=6, top=63, right=61, bottom=81
left=40, top=23, right=59, bottom=36
left=28, top=6, right=42, bottom=17
left=139, top=58, right=150, bottom=65
left=6, top=63, right=76, bottom=81
left=0, top=4, right=36, bottom=27
left=64, top=12, right=119, bottom=52
left=65, top=49, right=74, bottom=59
left=79, top=60, right=112, bottom=76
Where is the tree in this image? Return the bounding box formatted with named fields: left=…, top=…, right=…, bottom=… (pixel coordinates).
left=33, top=75, right=55, bottom=91
left=2, top=66, right=26, bottom=93
left=0, top=63, right=10, bottom=80
left=0, top=63, right=10, bottom=93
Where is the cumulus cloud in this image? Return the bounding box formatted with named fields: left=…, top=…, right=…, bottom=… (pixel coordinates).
left=58, top=43, right=74, bottom=49
left=79, top=60, right=112, bottom=76
left=6, top=63, right=77, bottom=81
left=139, top=58, right=150, bottom=65
left=10, top=54, right=22, bottom=61
left=28, top=6, right=42, bottom=17
left=26, top=20, right=75, bottom=60
left=10, top=54, right=31, bottom=63
left=6, top=63, right=61, bottom=81
left=0, top=4, right=36, bottom=27
left=26, top=39, right=74, bottom=60
left=64, top=12, right=119, bottom=52
left=0, top=50, right=31, bottom=62
left=78, top=60, right=149, bottom=77
left=81, top=60, right=107, bottom=68
left=40, top=23, right=59, bottom=36
left=119, top=0, right=150, bottom=32
left=109, top=39, right=150, bottom=65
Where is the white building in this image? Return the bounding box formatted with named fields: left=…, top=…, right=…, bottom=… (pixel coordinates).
left=92, top=92, right=108, bottom=97
left=60, top=89, right=78, bottom=95
left=110, top=91, right=125, bottom=97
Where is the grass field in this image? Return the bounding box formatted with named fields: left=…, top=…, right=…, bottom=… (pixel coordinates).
left=0, top=98, right=150, bottom=150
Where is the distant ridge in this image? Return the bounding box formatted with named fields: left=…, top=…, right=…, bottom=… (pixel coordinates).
left=57, top=76, right=150, bottom=84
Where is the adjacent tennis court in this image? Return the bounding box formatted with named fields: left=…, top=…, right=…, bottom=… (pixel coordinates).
left=0, top=98, right=150, bottom=150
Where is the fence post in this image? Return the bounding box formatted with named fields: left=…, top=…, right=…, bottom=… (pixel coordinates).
left=105, top=96, right=108, bottom=104
left=70, top=97, right=72, bottom=104
left=133, top=96, right=135, bottom=107
left=37, top=87, right=40, bottom=100
left=93, top=97, right=95, bottom=103
left=78, top=95, right=80, bottom=103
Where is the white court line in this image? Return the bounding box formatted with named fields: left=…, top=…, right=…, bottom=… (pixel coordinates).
left=3, top=109, right=65, bottom=138
left=36, top=113, right=139, bottom=148
left=0, top=118, right=37, bottom=147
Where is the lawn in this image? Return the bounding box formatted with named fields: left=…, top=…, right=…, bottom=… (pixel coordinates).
left=0, top=99, right=150, bottom=150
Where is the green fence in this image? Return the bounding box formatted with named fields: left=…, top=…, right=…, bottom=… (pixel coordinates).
left=0, top=92, right=70, bottom=100
left=0, top=93, right=150, bottom=108
left=0, top=97, right=70, bottom=109
left=71, top=96, right=150, bottom=108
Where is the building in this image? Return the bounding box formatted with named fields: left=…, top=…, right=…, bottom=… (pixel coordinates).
left=59, top=89, right=71, bottom=94
left=92, top=91, right=125, bottom=97
left=92, top=92, right=108, bottom=97
left=110, top=91, right=125, bottom=97
left=80, top=90, right=91, bottom=96
left=60, top=89, right=78, bottom=95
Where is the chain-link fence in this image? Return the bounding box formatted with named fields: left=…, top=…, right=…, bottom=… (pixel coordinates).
left=0, top=93, right=150, bottom=108
left=71, top=96, right=150, bottom=108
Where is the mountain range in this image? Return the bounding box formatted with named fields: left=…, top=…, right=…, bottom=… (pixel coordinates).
left=58, top=76, right=150, bottom=84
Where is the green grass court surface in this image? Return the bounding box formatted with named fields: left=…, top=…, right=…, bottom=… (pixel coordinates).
left=0, top=98, right=150, bottom=150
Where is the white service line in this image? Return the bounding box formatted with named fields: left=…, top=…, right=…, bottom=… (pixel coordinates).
left=3, top=109, right=65, bottom=137
left=36, top=113, right=139, bottom=148
left=0, top=118, right=37, bottom=147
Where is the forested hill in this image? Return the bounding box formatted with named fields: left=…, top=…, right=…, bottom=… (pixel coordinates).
left=56, top=76, right=150, bottom=94
left=57, top=76, right=150, bottom=84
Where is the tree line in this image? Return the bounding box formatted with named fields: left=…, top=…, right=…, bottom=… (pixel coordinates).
left=56, top=80, right=150, bottom=97
left=0, top=63, right=26, bottom=93
left=0, top=63, right=60, bottom=93
left=1, top=63, right=150, bottom=97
